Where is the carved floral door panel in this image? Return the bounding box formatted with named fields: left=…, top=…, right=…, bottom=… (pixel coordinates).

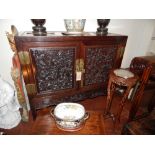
left=29, top=46, right=79, bottom=94
left=83, top=45, right=118, bottom=88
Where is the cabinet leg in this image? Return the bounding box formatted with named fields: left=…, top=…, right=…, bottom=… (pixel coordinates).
left=30, top=104, right=37, bottom=120
left=148, top=91, right=155, bottom=113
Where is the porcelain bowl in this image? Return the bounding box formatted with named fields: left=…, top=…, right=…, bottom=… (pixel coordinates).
left=50, top=102, right=89, bottom=131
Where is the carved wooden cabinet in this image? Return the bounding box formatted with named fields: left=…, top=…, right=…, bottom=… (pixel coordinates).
left=15, top=32, right=127, bottom=119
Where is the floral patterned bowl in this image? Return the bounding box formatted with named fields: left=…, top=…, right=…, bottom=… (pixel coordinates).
left=50, top=102, right=89, bottom=131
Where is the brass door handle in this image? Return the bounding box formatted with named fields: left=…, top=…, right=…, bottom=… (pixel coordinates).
left=76, top=58, right=85, bottom=87
left=119, top=47, right=125, bottom=58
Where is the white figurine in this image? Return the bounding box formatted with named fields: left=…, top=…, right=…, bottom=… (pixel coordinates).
left=0, top=76, right=21, bottom=129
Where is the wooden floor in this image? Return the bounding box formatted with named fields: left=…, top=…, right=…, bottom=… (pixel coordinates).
left=0, top=95, right=132, bottom=135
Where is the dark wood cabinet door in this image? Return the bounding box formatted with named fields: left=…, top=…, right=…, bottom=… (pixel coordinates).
left=29, top=45, right=79, bottom=95
left=82, top=45, right=118, bottom=89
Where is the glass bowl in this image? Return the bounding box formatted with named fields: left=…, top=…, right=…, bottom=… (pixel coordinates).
left=64, top=19, right=86, bottom=33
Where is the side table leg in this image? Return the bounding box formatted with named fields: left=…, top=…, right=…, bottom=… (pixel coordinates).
left=116, top=86, right=132, bottom=123
left=104, top=81, right=116, bottom=116
left=128, top=84, right=145, bottom=122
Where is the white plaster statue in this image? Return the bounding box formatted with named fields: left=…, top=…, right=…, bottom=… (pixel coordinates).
left=0, top=76, right=21, bottom=129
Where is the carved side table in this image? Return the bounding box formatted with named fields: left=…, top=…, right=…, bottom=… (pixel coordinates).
left=104, top=69, right=139, bottom=124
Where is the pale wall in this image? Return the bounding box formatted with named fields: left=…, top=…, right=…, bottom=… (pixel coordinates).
left=0, top=19, right=155, bottom=84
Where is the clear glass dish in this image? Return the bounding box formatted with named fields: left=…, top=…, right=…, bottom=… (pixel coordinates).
left=64, top=19, right=86, bottom=33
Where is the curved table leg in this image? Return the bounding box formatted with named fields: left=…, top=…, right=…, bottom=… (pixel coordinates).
left=104, top=80, right=116, bottom=117
left=116, top=86, right=132, bottom=123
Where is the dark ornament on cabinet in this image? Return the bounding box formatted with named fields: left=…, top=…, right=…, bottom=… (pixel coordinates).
left=96, top=19, right=110, bottom=35
left=31, top=19, right=47, bottom=36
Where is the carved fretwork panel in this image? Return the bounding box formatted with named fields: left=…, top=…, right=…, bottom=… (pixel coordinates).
left=84, top=46, right=117, bottom=86
left=30, top=47, right=76, bottom=93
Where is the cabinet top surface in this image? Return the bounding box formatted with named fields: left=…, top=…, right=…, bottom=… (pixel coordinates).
left=16, top=31, right=127, bottom=37
left=15, top=31, right=128, bottom=42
